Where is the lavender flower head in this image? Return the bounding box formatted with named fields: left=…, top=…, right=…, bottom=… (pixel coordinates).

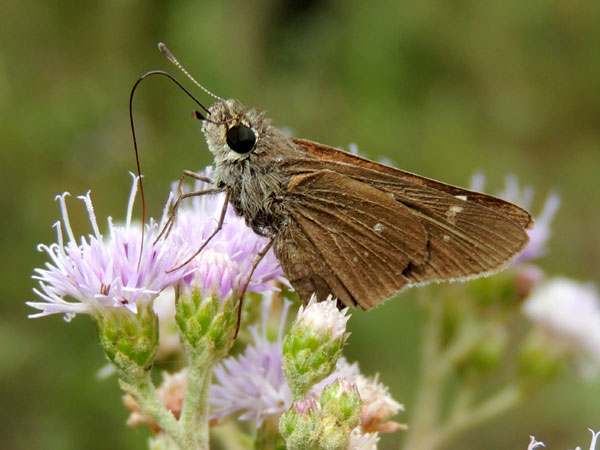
left=210, top=297, right=293, bottom=426
left=470, top=172, right=560, bottom=264
left=28, top=174, right=186, bottom=320
left=171, top=167, right=284, bottom=300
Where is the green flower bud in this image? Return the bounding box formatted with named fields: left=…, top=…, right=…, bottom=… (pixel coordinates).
left=283, top=296, right=350, bottom=399
left=518, top=332, right=565, bottom=383
left=320, top=379, right=362, bottom=430
left=317, top=415, right=350, bottom=450
left=96, top=302, right=159, bottom=375
left=279, top=398, right=321, bottom=450
left=175, top=283, right=237, bottom=361
left=460, top=327, right=508, bottom=377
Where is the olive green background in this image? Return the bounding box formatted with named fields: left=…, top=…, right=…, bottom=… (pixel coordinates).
left=1, top=1, right=599, bottom=449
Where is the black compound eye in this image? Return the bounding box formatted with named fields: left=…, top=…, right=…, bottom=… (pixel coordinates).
left=226, top=124, right=256, bottom=154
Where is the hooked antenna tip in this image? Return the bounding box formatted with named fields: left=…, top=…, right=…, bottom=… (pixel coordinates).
left=157, top=42, right=176, bottom=63
left=155, top=41, right=223, bottom=102
left=157, top=42, right=168, bottom=55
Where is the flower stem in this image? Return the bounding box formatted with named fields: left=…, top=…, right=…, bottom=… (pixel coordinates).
left=179, top=353, right=214, bottom=449
left=119, top=372, right=187, bottom=449
left=436, top=383, right=521, bottom=445
left=402, top=298, right=445, bottom=450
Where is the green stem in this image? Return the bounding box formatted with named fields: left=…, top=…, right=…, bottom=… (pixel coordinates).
left=179, top=353, right=214, bottom=449
left=402, top=298, right=489, bottom=450
left=255, top=418, right=287, bottom=450
left=211, top=421, right=252, bottom=450
left=119, top=372, right=187, bottom=449
left=402, top=299, right=445, bottom=450
left=435, top=383, right=521, bottom=446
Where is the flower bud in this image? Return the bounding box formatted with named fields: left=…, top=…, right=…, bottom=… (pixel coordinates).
left=279, top=398, right=321, bottom=450
left=320, top=379, right=362, bottom=430
left=283, top=295, right=350, bottom=399
left=96, top=303, right=159, bottom=375
left=175, top=251, right=242, bottom=360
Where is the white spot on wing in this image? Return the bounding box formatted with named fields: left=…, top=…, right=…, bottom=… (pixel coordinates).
left=374, top=223, right=384, bottom=232
left=455, top=195, right=467, bottom=201
left=446, top=205, right=464, bottom=225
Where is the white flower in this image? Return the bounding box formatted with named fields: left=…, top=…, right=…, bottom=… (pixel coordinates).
left=527, top=429, right=599, bottom=450
left=296, top=294, right=351, bottom=341
left=527, top=435, right=546, bottom=450
left=152, top=288, right=181, bottom=360
left=523, top=278, right=600, bottom=366
left=348, top=427, right=380, bottom=450
left=354, top=372, right=405, bottom=434
left=210, top=297, right=294, bottom=426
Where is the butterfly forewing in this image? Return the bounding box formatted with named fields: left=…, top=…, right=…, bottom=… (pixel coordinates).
left=277, top=170, right=428, bottom=309
left=290, top=139, right=533, bottom=230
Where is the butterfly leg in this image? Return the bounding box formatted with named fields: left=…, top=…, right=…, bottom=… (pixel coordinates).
left=234, top=239, right=275, bottom=339
left=167, top=189, right=231, bottom=273
left=155, top=170, right=220, bottom=243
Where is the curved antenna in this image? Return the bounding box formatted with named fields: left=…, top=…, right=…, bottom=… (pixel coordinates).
left=129, top=69, right=213, bottom=267
left=158, top=42, right=223, bottom=102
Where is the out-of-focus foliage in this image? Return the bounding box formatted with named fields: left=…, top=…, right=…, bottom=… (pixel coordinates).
left=1, top=0, right=598, bottom=449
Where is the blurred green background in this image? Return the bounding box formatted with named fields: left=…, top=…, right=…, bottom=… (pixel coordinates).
left=1, top=0, right=599, bottom=449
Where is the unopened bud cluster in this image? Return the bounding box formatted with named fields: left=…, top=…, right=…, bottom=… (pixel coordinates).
left=279, top=296, right=361, bottom=449
left=283, top=295, right=350, bottom=399
left=280, top=379, right=362, bottom=450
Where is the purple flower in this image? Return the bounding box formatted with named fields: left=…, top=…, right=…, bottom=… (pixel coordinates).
left=210, top=296, right=293, bottom=426
left=210, top=295, right=403, bottom=434
left=28, top=174, right=186, bottom=320
left=470, top=173, right=560, bottom=263
left=170, top=167, right=284, bottom=300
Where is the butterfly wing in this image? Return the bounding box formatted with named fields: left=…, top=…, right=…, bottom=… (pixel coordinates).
left=290, top=138, right=533, bottom=230
left=275, top=139, right=531, bottom=308
left=275, top=169, right=428, bottom=308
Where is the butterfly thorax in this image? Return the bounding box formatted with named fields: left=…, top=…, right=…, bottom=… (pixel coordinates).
left=214, top=159, right=288, bottom=236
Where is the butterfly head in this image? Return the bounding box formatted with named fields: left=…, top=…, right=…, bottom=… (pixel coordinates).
left=201, top=99, right=272, bottom=163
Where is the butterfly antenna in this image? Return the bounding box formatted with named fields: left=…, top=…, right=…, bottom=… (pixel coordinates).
left=129, top=75, right=147, bottom=270
left=129, top=69, right=215, bottom=269
left=158, top=42, right=223, bottom=102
